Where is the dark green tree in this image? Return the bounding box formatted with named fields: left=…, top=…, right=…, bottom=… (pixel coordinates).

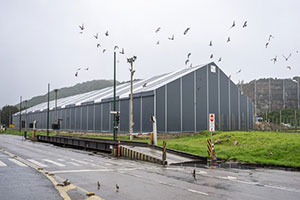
left=0, top=105, right=19, bottom=126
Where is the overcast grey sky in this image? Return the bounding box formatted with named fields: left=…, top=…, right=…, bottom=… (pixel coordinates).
left=0, top=0, right=299, bottom=108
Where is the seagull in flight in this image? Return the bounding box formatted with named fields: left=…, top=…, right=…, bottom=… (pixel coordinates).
left=268, top=35, right=274, bottom=41
left=185, top=59, right=189, bottom=65
left=187, top=53, right=191, bottom=59
left=209, top=41, right=213, bottom=46
left=119, top=48, right=125, bottom=54
left=155, top=27, right=161, bottom=33
left=210, top=54, right=213, bottom=59
left=143, top=83, right=147, bottom=87
left=75, top=72, right=78, bottom=77
left=103, top=49, right=106, bottom=53
left=230, top=20, right=235, bottom=29
left=265, top=42, right=269, bottom=48
left=156, top=40, right=160, bottom=45
left=168, top=34, right=174, bottom=40
left=218, top=57, right=222, bottom=62
left=105, top=31, right=109, bottom=36
left=282, top=53, right=292, bottom=61
left=94, top=33, right=98, bottom=39
left=76, top=68, right=81, bottom=71
left=84, top=67, right=89, bottom=70
left=79, top=24, right=84, bottom=31
left=97, top=44, right=101, bottom=48
left=227, top=37, right=231, bottom=43
left=243, top=21, right=247, bottom=28
left=271, top=56, right=277, bottom=64
left=189, top=63, right=193, bottom=68
left=236, top=69, right=241, bottom=74
left=183, top=28, right=190, bottom=35
left=287, top=66, right=292, bottom=70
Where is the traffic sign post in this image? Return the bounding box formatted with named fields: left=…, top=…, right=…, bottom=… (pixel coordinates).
left=209, top=113, right=216, bottom=167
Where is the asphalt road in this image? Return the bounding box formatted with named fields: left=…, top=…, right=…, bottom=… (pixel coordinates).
left=0, top=134, right=300, bottom=200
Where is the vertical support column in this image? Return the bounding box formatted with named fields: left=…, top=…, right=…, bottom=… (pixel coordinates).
left=154, top=90, right=157, bottom=117
left=118, top=100, right=121, bottom=132
left=180, top=77, right=183, bottom=132
left=80, top=106, right=82, bottom=131
left=194, top=71, right=197, bottom=132
left=74, top=106, right=76, bottom=131
left=86, top=105, right=89, bottom=131
left=165, top=85, right=168, bottom=133
left=109, top=102, right=111, bottom=132
left=269, top=78, right=271, bottom=112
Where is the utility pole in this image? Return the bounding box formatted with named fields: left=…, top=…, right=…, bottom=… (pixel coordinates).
left=47, top=83, right=50, bottom=137
left=54, top=89, right=58, bottom=123
left=19, top=96, right=22, bottom=132
left=127, top=56, right=137, bottom=140
left=113, top=51, right=117, bottom=140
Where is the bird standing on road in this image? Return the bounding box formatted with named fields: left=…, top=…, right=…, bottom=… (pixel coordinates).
left=184, top=28, right=190, bottom=35
left=97, top=181, right=100, bottom=190
left=116, top=184, right=119, bottom=192
left=192, top=169, right=196, bottom=180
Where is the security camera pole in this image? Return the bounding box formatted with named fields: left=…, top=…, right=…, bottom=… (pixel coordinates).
left=127, top=56, right=137, bottom=141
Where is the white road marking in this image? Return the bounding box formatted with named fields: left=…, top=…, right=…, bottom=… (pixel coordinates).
left=8, top=158, right=27, bottom=167
left=0, top=160, right=7, bottom=166
left=216, top=176, right=237, bottom=180
left=27, top=159, right=49, bottom=167
left=67, top=162, right=81, bottom=166
left=264, top=185, right=300, bottom=193
left=51, top=169, right=113, bottom=174
left=84, top=158, right=94, bottom=162
left=71, top=158, right=96, bottom=166
left=57, top=159, right=65, bottom=162
left=105, top=163, right=112, bottom=166
left=43, top=159, right=66, bottom=167
left=187, top=189, right=209, bottom=196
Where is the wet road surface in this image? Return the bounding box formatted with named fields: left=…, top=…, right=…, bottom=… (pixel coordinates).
left=0, top=134, right=300, bottom=200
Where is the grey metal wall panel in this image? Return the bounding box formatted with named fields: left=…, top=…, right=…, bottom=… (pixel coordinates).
left=82, top=106, right=87, bottom=131
left=95, top=103, right=101, bottom=131
left=142, top=96, right=154, bottom=132
left=120, top=99, right=129, bottom=132
left=167, top=79, right=181, bottom=132
left=220, top=71, right=229, bottom=130
left=75, top=106, right=81, bottom=130
left=102, top=102, right=110, bottom=131
left=71, top=107, right=75, bottom=129
left=66, top=108, right=70, bottom=130
left=249, top=99, right=253, bottom=129
left=156, top=87, right=165, bottom=132
left=196, top=66, right=208, bottom=131
left=208, top=65, right=219, bottom=129
left=240, top=95, right=247, bottom=130
left=88, top=105, right=94, bottom=131
left=230, top=81, right=239, bottom=130
left=182, top=73, right=195, bottom=132
left=133, top=97, right=141, bottom=132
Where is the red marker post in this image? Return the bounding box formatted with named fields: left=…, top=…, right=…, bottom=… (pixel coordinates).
left=209, top=114, right=216, bottom=167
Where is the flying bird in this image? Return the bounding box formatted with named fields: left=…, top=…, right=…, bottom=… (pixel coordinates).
left=287, top=66, right=292, bottom=70
left=189, top=63, right=193, bottom=68
left=114, top=46, right=119, bottom=50
left=227, top=37, right=231, bottom=43
left=168, top=34, right=174, bottom=40
left=156, top=40, right=160, bottom=45
left=218, top=57, right=222, bottom=62
left=243, top=21, right=247, bottom=28
left=97, top=181, right=100, bottom=190
left=76, top=68, right=81, bottom=71
left=185, top=59, right=189, bottom=65
left=105, top=31, right=109, bottom=36
left=79, top=24, right=84, bottom=31
left=236, top=69, right=241, bottom=74
left=84, top=67, right=89, bottom=70
left=183, top=28, right=190, bottom=35
left=265, top=42, right=269, bottom=48
left=97, top=44, right=101, bottom=48
left=75, top=72, right=78, bottom=77
left=155, top=27, right=161, bottom=33
left=209, top=41, right=213, bottom=46
left=210, top=54, right=213, bottom=59
left=230, top=20, right=235, bottom=29
left=143, top=83, right=147, bottom=87
left=296, top=51, right=299, bottom=53
left=116, top=184, right=119, bottom=192
left=103, top=49, right=106, bottom=53
left=119, top=48, right=125, bottom=54
left=229, top=75, right=232, bottom=79
left=271, top=56, right=277, bottom=64
left=94, top=33, right=98, bottom=39
left=268, top=35, right=274, bottom=41
left=282, top=53, right=292, bottom=61
left=187, top=53, right=191, bottom=59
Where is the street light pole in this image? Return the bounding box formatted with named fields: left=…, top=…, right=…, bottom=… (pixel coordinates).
left=127, top=56, right=137, bottom=141
left=113, top=51, right=117, bottom=141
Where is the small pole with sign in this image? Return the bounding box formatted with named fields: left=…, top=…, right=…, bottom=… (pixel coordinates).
left=209, top=113, right=216, bottom=166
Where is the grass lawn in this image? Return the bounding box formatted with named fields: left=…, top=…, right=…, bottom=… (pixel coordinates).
left=1, top=129, right=300, bottom=167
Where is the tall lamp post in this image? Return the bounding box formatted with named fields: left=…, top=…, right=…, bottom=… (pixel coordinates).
left=113, top=51, right=117, bottom=140
left=127, top=56, right=137, bottom=141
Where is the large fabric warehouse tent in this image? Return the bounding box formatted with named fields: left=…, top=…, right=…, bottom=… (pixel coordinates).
left=13, top=62, right=253, bottom=133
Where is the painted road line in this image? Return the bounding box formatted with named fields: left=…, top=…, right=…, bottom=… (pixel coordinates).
left=43, top=159, right=66, bottom=167
left=50, top=168, right=113, bottom=174
left=105, top=163, right=112, bottom=166
left=84, top=158, right=94, bottom=162
left=216, top=176, right=237, bottom=180
left=8, top=158, right=27, bottom=167
left=0, top=160, right=7, bottom=166
left=70, top=158, right=96, bottom=166
left=27, top=159, right=49, bottom=168
left=67, top=162, right=81, bottom=166
left=187, top=189, right=209, bottom=196
left=264, top=184, right=300, bottom=193
left=57, top=159, right=65, bottom=162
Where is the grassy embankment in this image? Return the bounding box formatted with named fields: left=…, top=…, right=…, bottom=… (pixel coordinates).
left=1, top=129, right=300, bottom=167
